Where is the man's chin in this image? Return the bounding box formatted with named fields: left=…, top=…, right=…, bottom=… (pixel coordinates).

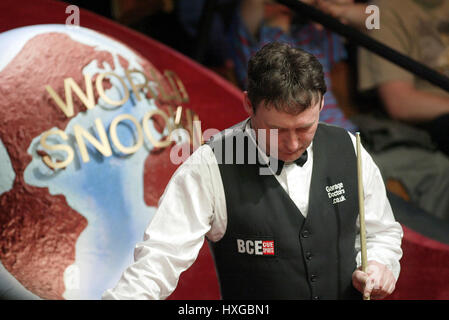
left=279, top=152, right=302, bottom=162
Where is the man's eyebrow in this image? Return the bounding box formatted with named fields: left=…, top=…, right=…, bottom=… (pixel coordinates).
left=267, top=122, right=315, bottom=129
left=298, top=122, right=315, bottom=129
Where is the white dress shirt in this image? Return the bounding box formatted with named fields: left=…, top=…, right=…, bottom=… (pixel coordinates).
left=102, top=120, right=403, bottom=300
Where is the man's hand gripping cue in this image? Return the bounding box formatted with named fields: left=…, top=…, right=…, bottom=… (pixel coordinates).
left=352, top=260, right=396, bottom=300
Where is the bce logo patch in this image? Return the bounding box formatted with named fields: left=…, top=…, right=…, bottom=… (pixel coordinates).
left=237, top=239, right=275, bottom=256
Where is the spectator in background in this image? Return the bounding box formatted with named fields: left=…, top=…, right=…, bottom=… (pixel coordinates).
left=227, top=0, right=449, bottom=220
left=355, top=0, right=449, bottom=220
left=122, top=0, right=239, bottom=69
left=227, top=0, right=369, bottom=132
left=358, top=0, right=449, bottom=156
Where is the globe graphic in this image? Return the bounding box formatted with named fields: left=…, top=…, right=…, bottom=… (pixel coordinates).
left=0, top=24, right=187, bottom=300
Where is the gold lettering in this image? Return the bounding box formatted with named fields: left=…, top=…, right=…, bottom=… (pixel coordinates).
left=166, top=105, right=176, bottom=128
left=109, top=114, right=144, bottom=155
left=164, top=70, right=189, bottom=103
left=192, top=114, right=203, bottom=151
left=40, top=129, right=75, bottom=169
left=45, top=74, right=95, bottom=118
left=174, top=106, right=182, bottom=127
left=149, top=68, right=170, bottom=101
left=124, top=69, right=148, bottom=102
left=96, top=72, right=130, bottom=107
left=74, top=118, right=112, bottom=163
left=142, top=109, right=173, bottom=148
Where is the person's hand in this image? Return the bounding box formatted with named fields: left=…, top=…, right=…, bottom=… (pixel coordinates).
left=315, top=0, right=367, bottom=29
left=352, top=260, right=397, bottom=300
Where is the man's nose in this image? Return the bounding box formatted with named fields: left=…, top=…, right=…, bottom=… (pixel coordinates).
left=285, top=130, right=300, bottom=152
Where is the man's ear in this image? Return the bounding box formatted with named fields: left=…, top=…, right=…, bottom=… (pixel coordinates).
left=320, top=96, right=324, bottom=111
left=243, top=91, right=254, bottom=116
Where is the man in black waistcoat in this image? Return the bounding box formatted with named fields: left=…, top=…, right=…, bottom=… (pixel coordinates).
left=103, top=42, right=403, bottom=300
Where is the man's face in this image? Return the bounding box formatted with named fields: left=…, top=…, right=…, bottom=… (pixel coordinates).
left=244, top=92, right=323, bottom=162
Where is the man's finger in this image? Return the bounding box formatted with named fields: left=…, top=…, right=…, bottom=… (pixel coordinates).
left=385, top=279, right=396, bottom=295
left=352, top=269, right=368, bottom=292
left=363, top=276, right=375, bottom=299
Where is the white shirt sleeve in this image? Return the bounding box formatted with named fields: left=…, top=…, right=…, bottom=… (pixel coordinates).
left=102, top=131, right=404, bottom=300
left=102, top=145, right=220, bottom=300
left=348, top=133, right=404, bottom=280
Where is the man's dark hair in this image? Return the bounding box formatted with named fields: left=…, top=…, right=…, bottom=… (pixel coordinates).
left=247, top=42, right=327, bottom=114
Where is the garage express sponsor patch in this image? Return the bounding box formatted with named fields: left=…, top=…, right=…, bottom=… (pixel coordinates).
left=236, top=238, right=275, bottom=256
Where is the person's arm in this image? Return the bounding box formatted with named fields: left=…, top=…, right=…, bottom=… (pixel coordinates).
left=239, top=0, right=266, bottom=38
left=348, top=133, right=403, bottom=299
left=378, top=81, right=449, bottom=123
left=356, top=0, right=449, bottom=124
left=239, top=0, right=311, bottom=38
left=316, top=0, right=369, bottom=30
left=102, top=145, right=221, bottom=300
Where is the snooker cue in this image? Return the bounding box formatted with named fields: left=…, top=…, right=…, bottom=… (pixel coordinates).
left=356, top=132, right=370, bottom=301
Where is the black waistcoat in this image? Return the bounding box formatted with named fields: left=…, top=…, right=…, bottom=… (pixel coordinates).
left=206, top=120, right=361, bottom=300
